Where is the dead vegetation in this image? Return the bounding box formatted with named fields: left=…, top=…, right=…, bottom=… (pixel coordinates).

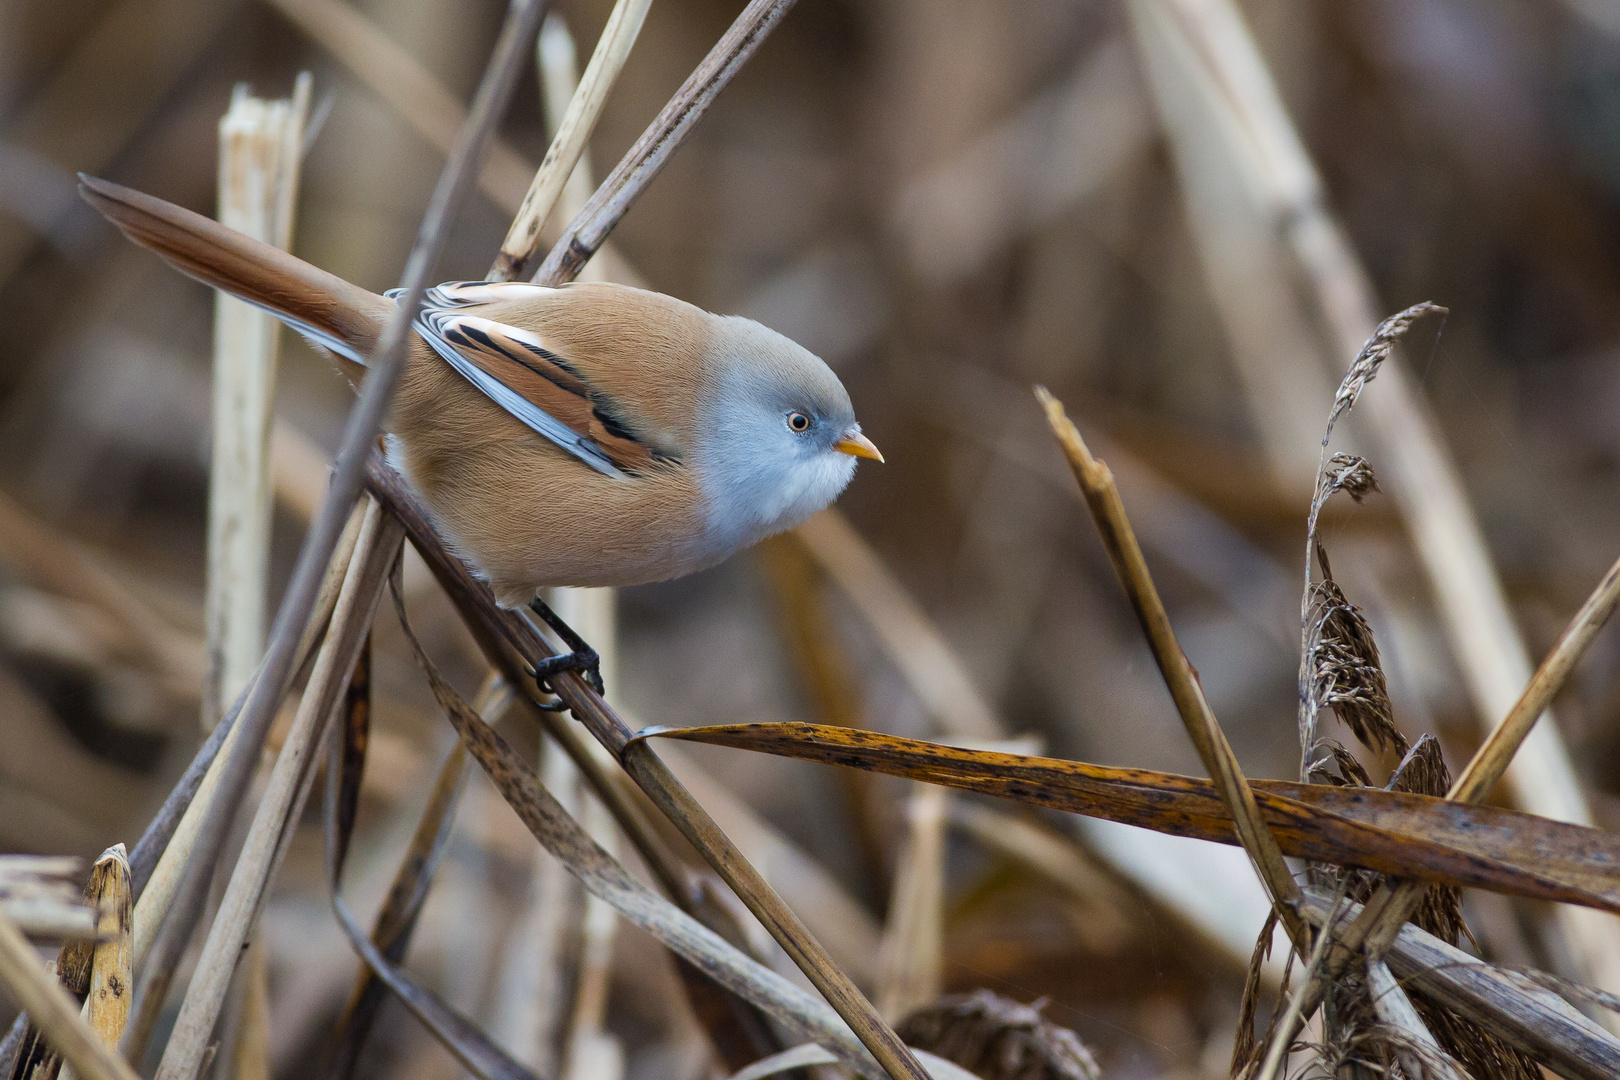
left=3, top=1, right=1620, bottom=1080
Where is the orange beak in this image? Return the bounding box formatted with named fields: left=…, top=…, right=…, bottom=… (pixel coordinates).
left=833, top=430, right=884, bottom=463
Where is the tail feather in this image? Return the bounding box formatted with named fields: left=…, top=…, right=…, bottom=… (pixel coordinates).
left=78, top=174, right=391, bottom=382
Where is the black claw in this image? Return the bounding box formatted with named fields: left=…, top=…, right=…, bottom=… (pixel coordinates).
left=527, top=597, right=605, bottom=697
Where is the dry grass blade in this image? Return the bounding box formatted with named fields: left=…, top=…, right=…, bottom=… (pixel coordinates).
left=1035, top=388, right=1304, bottom=932
left=151, top=503, right=404, bottom=1080
left=494, top=0, right=652, bottom=279
left=321, top=648, right=540, bottom=1080
left=58, top=847, right=132, bottom=1080
left=1299, top=894, right=1620, bottom=1080
left=322, top=736, right=470, bottom=1080
left=637, top=721, right=1620, bottom=912
left=536, top=0, right=800, bottom=283
left=0, top=907, right=140, bottom=1080
left=381, top=572, right=928, bottom=1080
left=1451, top=548, right=1620, bottom=806
left=364, top=459, right=934, bottom=1080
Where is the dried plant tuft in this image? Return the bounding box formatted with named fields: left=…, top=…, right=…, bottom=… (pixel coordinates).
left=897, top=991, right=1100, bottom=1080
left=1323, top=453, right=1379, bottom=504
left=1304, top=577, right=1403, bottom=761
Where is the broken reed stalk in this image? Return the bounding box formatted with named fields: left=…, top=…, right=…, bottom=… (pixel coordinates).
left=1452, top=550, right=1620, bottom=805
left=58, top=847, right=133, bottom=1080
left=150, top=502, right=403, bottom=1080
left=1036, top=388, right=1306, bottom=940
left=0, top=907, right=140, bottom=1080
left=493, top=0, right=651, bottom=279
left=363, top=461, right=934, bottom=1080
left=203, top=75, right=312, bottom=730
left=120, top=1, right=546, bottom=1070
left=203, top=78, right=311, bottom=1080
left=1296, top=895, right=1620, bottom=1080
left=534, top=0, right=801, bottom=283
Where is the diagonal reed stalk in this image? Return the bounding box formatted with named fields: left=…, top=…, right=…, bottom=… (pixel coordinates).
left=534, top=0, right=801, bottom=284
left=363, top=460, right=933, bottom=1080
left=1036, top=388, right=1307, bottom=944
left=148, top=503, right=403, bottom=1080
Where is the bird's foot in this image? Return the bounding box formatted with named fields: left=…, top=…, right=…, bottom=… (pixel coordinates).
left=526, top=596, right=605, bottom=697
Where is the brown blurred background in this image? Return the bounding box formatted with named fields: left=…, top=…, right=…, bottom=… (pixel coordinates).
left=3, top=0, right=1620, bottom=1077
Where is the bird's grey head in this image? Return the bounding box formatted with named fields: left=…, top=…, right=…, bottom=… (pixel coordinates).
left=694, top=315, right=881, bottom=548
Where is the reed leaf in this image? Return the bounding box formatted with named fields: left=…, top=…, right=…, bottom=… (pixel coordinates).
left=635, top=722, right=1620, bottom=913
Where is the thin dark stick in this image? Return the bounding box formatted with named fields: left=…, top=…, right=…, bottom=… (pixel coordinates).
left=531, top=0, right=798, bottom=284
left=122, top=0, right=550, bottom=1067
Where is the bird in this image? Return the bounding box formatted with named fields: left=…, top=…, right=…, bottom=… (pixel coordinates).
left=78, top=174, right=882, bottom=615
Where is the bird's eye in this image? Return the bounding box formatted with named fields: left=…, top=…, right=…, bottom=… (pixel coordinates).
left=787, top=411, right=811, bottom=433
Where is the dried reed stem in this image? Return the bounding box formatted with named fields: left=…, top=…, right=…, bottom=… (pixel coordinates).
left=1365, top=958, right=1467, bottom=1080
left=1450, top=550, right=1620, bottom=805
left=0, top=906, right=140, bottom=1080
left=203, top=75, right=312, bottom=730
left=494, top=0, right=651, bottom=280
left=58, top=847, right=132, bottom=1080
left=1037, top=388, right=1305, bottom=936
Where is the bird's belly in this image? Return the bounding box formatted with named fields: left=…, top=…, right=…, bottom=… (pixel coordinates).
left=386, top=432, right=717, bottom=606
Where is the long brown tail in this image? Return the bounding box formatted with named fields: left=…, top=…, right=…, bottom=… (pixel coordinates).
left=78, top=174, right=392, bottom=382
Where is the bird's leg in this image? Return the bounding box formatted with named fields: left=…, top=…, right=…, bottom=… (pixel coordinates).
left=526, top=596, right=605, bottom=697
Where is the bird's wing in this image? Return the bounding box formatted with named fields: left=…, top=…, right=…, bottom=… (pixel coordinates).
left=410, top=299, right=663, bottom=478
